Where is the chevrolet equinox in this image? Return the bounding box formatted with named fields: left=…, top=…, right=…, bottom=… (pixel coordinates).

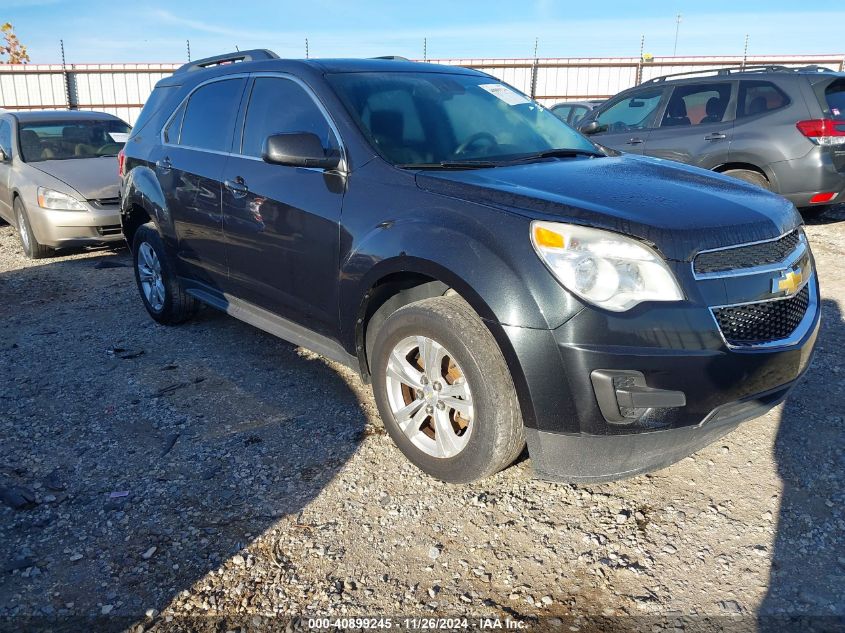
left=119, top=51, right=820, bottom=483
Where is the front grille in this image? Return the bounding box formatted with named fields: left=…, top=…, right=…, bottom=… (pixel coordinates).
left=90, top=197, right=120, bottom=208
left=712, top=285, right=810, bottom=346
left=694, top=230, right=801, bottom=275
left=97, top=225, right=122, bottom=237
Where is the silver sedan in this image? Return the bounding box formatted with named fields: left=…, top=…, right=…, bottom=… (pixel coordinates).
left=0, top=110, right=129, bottom=259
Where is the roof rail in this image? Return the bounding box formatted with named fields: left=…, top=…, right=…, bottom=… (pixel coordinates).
left=641, top=65, right=794, bottom=84
left=175, top=49, right=279, bottom=74
left=371, top=55, right=411, bottom=61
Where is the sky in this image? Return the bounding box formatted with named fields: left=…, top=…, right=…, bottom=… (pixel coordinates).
left=4, top=0, right=845, bottom=65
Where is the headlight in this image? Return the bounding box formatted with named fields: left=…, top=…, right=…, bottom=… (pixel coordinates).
left=37, top=187, right=87, bottom=211
left=531, top=221, right=683, bottom=312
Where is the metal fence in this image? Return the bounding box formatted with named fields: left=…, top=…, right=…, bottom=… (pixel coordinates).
left=1, top=54, right=844, bottom=123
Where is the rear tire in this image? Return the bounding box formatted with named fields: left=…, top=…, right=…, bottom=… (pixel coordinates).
left=370, top=295, right=525, bottom=483
left=132, top=223, right=198, bottom=325
left=14, top=197, right=51, bottom=260
left=722, top=169, right=771, bottom=191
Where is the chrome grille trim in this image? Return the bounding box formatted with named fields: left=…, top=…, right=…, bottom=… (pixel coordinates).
left=692, top=228, right=807, bottom=280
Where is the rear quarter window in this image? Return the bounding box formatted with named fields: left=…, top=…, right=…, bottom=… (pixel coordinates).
left=824, top=79, right=845, bottom=120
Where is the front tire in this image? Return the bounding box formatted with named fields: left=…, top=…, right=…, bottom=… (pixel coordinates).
left=14, top=198, right=51, bottom=259
left=132, top=223, right=198, bottom=324
left=371, top=295, right=524, bottom=483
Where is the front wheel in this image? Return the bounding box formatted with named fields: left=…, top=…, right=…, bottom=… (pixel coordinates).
left=15, top=198, right=51, bottom=259
left=370, top=295, right=524, bottom=483
left=132, top=223, right=198, bottom=324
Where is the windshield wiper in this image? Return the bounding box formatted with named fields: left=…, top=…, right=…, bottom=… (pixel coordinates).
left=398, top=160, right=499, bottom=170
left=507, top=148, right=605, bottom=163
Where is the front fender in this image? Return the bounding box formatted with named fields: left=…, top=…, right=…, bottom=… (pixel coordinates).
left=120, top=165, right=173, bottom=240
left=338, top=205, right=583, bottom=349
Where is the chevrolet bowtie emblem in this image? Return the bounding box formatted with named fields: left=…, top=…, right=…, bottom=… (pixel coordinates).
left=772, top=268, right=803, bottom=296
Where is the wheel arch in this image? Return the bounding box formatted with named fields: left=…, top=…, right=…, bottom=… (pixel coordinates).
left=350, top=259, right=538, bottom=433
left=119, top=165, right=168, bottom=251
left=713, top=161, right=778, bottom=191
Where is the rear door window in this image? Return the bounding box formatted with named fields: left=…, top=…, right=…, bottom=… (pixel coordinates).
left=824, top=79, right=845, bottom=120
left=179, top=78, right=246, bottom=152
left=737, top=81, right=789, bottom=119
left=595, top=88, right=664, bottom=132
left=661, top=83, right=732, bottom=127
left=239, top=77, right=338, bottom=158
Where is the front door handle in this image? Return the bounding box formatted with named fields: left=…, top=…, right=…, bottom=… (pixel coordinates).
left=155, top=157, right=172, bottom=172
left=224, top=177, right=249, bottom=198
left=626, top=137, right=645, bottom=145
left=704, top=132, right=727, bottom=141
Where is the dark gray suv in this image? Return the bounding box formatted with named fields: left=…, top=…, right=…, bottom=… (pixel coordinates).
left=577, top=65, right=845, bottom=211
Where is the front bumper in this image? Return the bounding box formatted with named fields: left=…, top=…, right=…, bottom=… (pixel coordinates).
left=27, top=203, right=123, bottom=248
left=501, top=273, right=820, bottom=482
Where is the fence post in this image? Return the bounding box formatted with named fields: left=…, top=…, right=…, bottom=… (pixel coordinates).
left=635, top=35, right=645, bottom=85
left=60, top=39, right=77, bottom=110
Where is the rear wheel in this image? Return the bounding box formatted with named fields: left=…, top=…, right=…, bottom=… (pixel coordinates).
left=371, top=295, right=524, bottom=483
left=722, top=169, right=771, bottom=191
left=132, top=223, right=198, bottom=324
left=14, top=197, right=51, bottom=259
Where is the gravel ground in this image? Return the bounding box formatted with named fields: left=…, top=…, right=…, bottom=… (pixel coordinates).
left=1, top=206, right=844, bottom=632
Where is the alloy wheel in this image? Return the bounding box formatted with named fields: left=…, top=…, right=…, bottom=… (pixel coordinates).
left=385, top=335, right=474, bottom=458
left=137, top=242, right=165, bottom=312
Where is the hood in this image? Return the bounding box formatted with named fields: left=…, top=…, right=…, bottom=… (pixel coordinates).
left=415, top=154, right=801, bottom=261
left=29, top=157, right=120, bottom=201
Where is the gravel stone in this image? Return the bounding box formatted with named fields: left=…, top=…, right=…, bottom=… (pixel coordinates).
left=1, top=207, right=844, bottom=621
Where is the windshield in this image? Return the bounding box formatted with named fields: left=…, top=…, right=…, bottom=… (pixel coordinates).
left=327, top=71, right=597, bottom=166
left=19, top=119, right=131, bottom=162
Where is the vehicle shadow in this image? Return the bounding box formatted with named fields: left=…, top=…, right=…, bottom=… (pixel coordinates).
left=0, top=251, right=368, bottom=630
left=758, top=297, right=845, bottom=631
left=801, top=203, right=845, bottom=226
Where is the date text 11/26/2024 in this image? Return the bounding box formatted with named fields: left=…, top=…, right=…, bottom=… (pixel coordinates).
left=306, top=617, right=529, bottom=630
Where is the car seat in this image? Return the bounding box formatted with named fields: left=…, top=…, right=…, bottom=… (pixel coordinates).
left=700, top=97, right=727, bottom=124
left=746, top=96, right=768, bottom=117
left=663, top=99, right=691, bottom=127
left=19, top=129, right=47, bottom=161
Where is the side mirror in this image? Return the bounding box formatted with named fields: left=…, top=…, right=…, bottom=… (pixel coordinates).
left=0, top=148, right=9, bottom=162
left=262, top=133, right=339, bottom=170
left=579, top=120, right=601, bottom=135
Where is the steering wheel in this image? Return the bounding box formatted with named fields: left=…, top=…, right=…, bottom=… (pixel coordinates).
left=454, top=132, right=499, bottom=157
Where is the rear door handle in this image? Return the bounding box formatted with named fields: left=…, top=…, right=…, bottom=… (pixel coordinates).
left=626, top=137, right=645, bottom=145
left=155, top=157, right=172, bottom=172
left=224, top=177, right=249, bottom=198
left=704, top=132, right=727, bottom=141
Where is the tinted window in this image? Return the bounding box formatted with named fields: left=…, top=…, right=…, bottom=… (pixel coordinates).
left=662, top=83, right=732, bottom=127
left=164, top=102, right=185, bottom=144
left=240, top=77, right=338, bottom=158
left=824, top=79, right=845, bottom=120
left=329, top=72, right=596, bottom=165
left=737, top=81, right=789, bottom=119
left=180, top=78, right=246, bottom=152
left=0, top=120, right=11, bottom=157
left=596, top=88, right=663, bottom=133
left=131, top=85, right=178, bottom=138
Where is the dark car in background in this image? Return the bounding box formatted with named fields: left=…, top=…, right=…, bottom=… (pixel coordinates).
left=577, top=66, right=845, bottom=211
left=549, top=99, right=604, bottom=127
left=120, top=51, right=818, bottom=484
left=0, top=110, right=130, bottom=258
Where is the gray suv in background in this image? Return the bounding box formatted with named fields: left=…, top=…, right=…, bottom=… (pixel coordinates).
left=577, top=66, right=845, bottom=211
